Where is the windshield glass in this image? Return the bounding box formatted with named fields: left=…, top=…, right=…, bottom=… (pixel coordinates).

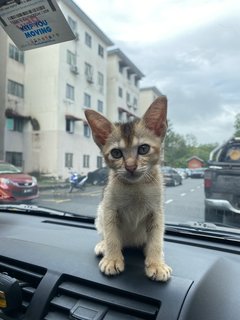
left=0, top=0, right=239, bottom=231
left=0, top=162, right=22, bottom=174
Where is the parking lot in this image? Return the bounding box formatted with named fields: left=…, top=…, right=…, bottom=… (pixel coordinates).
left=37, top=178, right=205, bottom=223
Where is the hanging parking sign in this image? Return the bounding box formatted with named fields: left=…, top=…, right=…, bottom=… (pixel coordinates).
left=0, top=0, right=76, bottom=50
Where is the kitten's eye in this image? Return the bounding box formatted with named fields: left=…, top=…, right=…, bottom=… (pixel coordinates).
left=110, top=148, right=123, bottom=159
left=138, top=144, right=150, bottom=155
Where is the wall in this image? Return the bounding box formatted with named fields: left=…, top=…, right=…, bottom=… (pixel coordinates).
left=188, top=158, right=204, bottom=169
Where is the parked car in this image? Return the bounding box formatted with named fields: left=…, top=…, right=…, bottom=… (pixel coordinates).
left=87, top=167, right=109, bottom=185
left=161, top=166, right=182, bottom=186
left=0, top=161, right=39, bottom=203
left=190, top=167, right=206, bottom=178
left=175, top=168, right=188, bottom=179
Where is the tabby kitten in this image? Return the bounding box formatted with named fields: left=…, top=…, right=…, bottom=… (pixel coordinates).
left=84, top=96, right=172, bottom=281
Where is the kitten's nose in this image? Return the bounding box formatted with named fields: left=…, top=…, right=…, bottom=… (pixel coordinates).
left=125, top=164, right=137, bottom=173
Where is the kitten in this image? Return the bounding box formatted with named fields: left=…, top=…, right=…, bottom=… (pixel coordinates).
left=84, top=96, right=172, bottom=281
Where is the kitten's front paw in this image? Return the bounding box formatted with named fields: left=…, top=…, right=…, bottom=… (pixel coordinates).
left=94, top=241, right=105, bottom=256
left=145, top=260, right=172, bottom=282
left=99, top=256, right=125, bottom=275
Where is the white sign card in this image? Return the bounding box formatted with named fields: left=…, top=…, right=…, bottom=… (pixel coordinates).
left=0, top=0, right=76, bottom=50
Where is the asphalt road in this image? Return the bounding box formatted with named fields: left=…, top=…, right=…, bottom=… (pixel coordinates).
left=37, top=178, right=205, bottom=223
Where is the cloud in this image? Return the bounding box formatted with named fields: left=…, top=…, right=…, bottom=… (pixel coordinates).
left=117, top=13, right=240, bottom=143
left=75, top=0, right=240, bottom=143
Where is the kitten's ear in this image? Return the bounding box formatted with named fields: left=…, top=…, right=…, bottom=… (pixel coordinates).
left=142, top=96, right=168, bottom=138
left=84, top=109, right=113, bottom=148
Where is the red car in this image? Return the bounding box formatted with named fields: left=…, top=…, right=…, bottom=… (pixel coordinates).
left=0, top=161, right=39, bottom=203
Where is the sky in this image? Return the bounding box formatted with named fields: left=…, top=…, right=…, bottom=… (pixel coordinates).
left=75, top=0, right=240, bottom=144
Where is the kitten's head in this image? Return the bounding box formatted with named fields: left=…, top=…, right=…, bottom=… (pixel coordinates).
left=85, top=96, right=167, bottom=184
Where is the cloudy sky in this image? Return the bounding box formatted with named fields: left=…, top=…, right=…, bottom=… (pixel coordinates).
left=75, top=0, right=240, bottom=144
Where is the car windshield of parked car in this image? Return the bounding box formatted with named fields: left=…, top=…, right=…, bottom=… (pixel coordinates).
left=0, top=0, right=240, bottom=233
left=0, top=162, right=22, bottom=174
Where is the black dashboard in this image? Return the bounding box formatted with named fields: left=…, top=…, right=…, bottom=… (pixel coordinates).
left=0, top=211, right=240, bottom=320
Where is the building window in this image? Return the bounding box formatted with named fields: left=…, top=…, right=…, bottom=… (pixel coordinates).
left=65, top=153, right=73, bottom=168
left=119, top=62, right=123, bottom=73
left=118, top=110, right=123, bottom=122
left=6, top=118, right=24, bottom=132
left=97, top=100, right=103, bottom=113
left=98, top=44, right=104, bottom=58
left=5, top=152, right=23, bottom=167
left=133, top=97, right=138, bottom=109
left=83, top=155, right=90, bottom=168
left=85, top=32, right=92, bottom=48
left=9, top=44, right=24, bottom=63
left=126, top=92, right=130, bottom=103
left=67, top=50, right=76, bottom=66
left=98, top=72, right=104, bottom=93
left=84, top=93, right=91, bottom=108
left=84, top=124, right=90, bottom=137
left=8, top=80, right=24, bottom=98
left=118, top=87, right=123, bottom=98
left=97, top=156, right=103, bottom=168
left=85, top=62, right=93, bottom=83
left=66, top=84, right=75, bottom=101
left=68, top=16, right=77, bottom=31
left=66, top=119, right=75, bottom=133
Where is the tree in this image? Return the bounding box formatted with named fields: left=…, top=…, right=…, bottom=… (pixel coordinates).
left=164, top=121, right=188, bottom=167
left=234, top=113, right=240, bottom=137
left=164, top=120, right=217, bottom=167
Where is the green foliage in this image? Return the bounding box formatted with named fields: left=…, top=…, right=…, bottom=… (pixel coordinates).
left=164, top=120, right=218, bottom=167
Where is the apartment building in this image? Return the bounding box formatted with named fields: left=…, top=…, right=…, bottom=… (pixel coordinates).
left=139, top=86, right=163, bottom=115
left=107, top=48, right=144, bottom=122
left=0, top=0, right=113, bottom=178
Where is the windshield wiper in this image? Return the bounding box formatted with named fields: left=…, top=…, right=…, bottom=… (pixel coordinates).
left=0, top=204, right=95, bottom=223
left=165, top=221, right=240, bottom=241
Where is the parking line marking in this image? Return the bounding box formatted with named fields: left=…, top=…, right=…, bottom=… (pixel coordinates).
left=190, top=189, right=195, bottom=192
left=41, top=199, right=71, bottom=203
left=165, top=199, right=173, bottom=204
left=181, top=193, right=186, bottom=197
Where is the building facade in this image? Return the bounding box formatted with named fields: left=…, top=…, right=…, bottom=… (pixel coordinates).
left=0, top=0, right=154, bottom=179
left=107, top=48, right=144, bottom=122
left=187, top=156, right=205, bottom=169
left=139, top=86, right=163, bottom=115
left=0, top=0, right=114, bottom=178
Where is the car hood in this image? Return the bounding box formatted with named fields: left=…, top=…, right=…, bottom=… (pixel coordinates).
left=0, top=173, right=34, bottom=183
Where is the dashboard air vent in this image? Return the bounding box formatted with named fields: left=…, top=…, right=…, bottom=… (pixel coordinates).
left=0, top=256, right=46, bottom=318
left=44, top=277, right=160, bottom=320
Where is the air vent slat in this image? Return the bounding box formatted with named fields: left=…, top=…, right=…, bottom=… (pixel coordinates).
left=51, top=295, right=77, bottom=311
left=45, top=278, right=160, bottom=320
left=22, top=286, right=36, bottom=295
left=44, top=311, right=68, bottom=320
left=105, top=310, right=145, bottom=319
left=0, top=261, right=43, bottom=280
left=58, top=281, right=158, bottom=317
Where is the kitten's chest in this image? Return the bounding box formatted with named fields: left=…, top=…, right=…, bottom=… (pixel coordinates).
left=113, top=184, right=161, bottom=212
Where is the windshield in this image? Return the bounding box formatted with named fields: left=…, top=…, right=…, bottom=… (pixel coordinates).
left=0, top=0, right=240, bottom=232
left=0, top=162, right=22, bottom=174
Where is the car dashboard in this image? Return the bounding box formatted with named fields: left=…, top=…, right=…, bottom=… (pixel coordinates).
left=0, top=211, right=240, bottom=320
